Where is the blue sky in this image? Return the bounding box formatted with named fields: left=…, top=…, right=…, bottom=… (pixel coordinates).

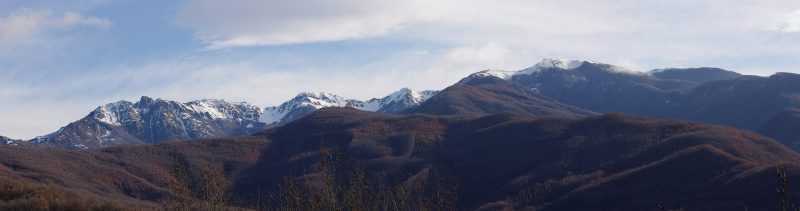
left=1, top=0, right=800, bottom=139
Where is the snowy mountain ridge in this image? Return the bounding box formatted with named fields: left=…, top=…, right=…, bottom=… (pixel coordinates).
left=261, top=88, right=438, bottom=125
left=28, top=96, right=266, bottom=149
left=22, top=87, right=438, bottom=149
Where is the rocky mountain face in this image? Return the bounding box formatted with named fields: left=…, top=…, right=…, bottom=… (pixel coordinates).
left=261, top=88, right=437, bottom=125
left=31, top=97, right=265, bottom=149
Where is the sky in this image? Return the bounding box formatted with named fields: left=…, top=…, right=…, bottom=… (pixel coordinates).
left=1, top=0, right=800, bottom=139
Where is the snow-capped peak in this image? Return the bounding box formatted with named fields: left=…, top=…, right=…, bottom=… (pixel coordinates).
left=90, top=97, right=263, bottom=127
left=356, top=88, right=439, bottom=112
left=259, top=92, right=353, bottom=124
left=468, top=69, right=517, bottom=80
left=385, top=88, right=433, bottom=105
left=261, top=88, right=439, bottom=124
left=292, top=92, right=351, bottom=109
left=186, top=99, right=261, bottom=120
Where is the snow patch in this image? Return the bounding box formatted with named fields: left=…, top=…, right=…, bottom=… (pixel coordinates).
left=470, top=69, right=517, bottom=80
left=187, top=100, right=230, bottom=119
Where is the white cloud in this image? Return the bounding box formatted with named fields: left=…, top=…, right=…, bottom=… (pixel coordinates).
left=776, top=10, right=800, bottom=32
left=176, top=0, right=800, bottom=70
left=178, top=0, right=438, bottom=49
left=0, top=8, right=110, bottom=47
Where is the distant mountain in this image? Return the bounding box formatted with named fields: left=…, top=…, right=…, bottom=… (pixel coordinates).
left=504, top=59, right=700, bottom=115
left=675, top=73, right=800, bottom=148
left=649, top=67, right=742, bottom=84
left=476, top=59, right=800, bottom=150
left=759, top=108, right=800, bottom=149
left=262, top=88, right=437, bottom=125
left=31, top=96, right=265, bottom=149
left=28, top=88, right=437, bottom=149
left=409, top=74, right=595, bottom=118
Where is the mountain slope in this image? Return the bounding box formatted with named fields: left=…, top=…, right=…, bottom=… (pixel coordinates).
left=675, top=73, right=800, bottom=148
left=675, top=73, right=800, bottom=128
left=408, top=74, right=594, bottom=118
left=239, top=108, right=800, bottom=210
left=0, top=137, right=267, bottom=210
left=759, top=108, right=800, bottom=149
left=507, top=59, right=697, bottom=115
left=484, top=59, right=800, bottom=150
left=1, top=108, right=799, bottom=210
left=32, top=97, right=265, bottom=149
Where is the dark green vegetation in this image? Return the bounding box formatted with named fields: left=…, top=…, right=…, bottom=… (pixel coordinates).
left=1, top=108, right=799, bottom=210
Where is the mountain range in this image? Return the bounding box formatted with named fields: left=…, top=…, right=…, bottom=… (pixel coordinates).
left=1, top=58, right=800, bottom=210
left=7, top=58, right=799, bottom=152
left=18, top=88, right=436, bottom=149
left=7, top=58, right=800, bottom=152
